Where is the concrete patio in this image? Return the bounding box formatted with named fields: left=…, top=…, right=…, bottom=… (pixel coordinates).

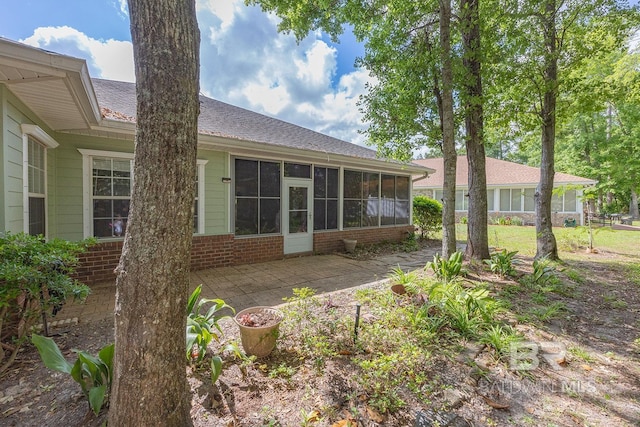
left=57, top=246, right=439, bottom=325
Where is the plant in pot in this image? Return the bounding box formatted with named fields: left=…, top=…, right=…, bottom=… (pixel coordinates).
left=234, top=306, right=283, bottom=357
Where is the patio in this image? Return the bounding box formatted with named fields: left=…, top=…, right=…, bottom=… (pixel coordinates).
left=56, top=246, right=439, bottom=325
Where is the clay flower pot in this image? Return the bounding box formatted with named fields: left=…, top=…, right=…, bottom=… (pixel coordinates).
left=234, top=306, right=283, bottom=357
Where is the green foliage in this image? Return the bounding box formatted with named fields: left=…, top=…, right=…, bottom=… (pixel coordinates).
left=531, top=256, right=556, bottom=286
left=413, top=196, right=443, bottom=238
left=425, top=251, right=466, bottom=283
left=460, top=216, right=468, bottom=225
left=32, top=334, right=113, bottom=415
left=480, top=325, right=522, bottom=361
left=186, top=285, right=234, bottom=385
left=425, top=281, right=502, bottom=338
left=0, top=232, right=94, bottom=373
left=484, top=250, right=519, bottom=278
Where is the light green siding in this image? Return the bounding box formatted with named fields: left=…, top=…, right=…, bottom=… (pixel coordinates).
left=0, top=87, right=4, bottom=231
left=200, top=149, right=229, bottom=234
left=4, top=99, right=29, bottom=233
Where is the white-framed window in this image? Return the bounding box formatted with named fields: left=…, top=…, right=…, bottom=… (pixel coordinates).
left=499, top=188, right=523, bottom=212
left=551, top=189, right=577, bottom=212
left=21, top=125, right=59, bottom=237
left=79, top=149, right=206, bottom=238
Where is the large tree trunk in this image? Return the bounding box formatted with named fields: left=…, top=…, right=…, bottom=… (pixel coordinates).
left=461, top=0, right=489, bottom=261
left=536, top=0, right=559, bottom=260
left=109, top=1, right=200, bottom=425
left=440, top=0, right=457, bottom=258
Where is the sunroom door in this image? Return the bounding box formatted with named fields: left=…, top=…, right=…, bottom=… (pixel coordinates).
left=283, top=179, right=313, bottom=254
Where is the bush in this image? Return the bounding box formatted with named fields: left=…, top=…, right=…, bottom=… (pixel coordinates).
left=0, top=232, right=94, bottom=373
left=413, top=196, right=442, bottom=238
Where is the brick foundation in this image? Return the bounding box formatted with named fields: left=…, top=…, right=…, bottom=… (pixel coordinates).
left=75, top=226, right=414, bottom=284
left=313, top=225, right=414, bottom=254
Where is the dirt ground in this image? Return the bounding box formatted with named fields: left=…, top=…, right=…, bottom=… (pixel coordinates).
left=1, top=243, right=639, bottom=427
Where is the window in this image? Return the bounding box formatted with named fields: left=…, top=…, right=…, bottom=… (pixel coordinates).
left=27, top=137, right=46, bottom=235
left=455, top=189, right=467, bottom=211
left=313, top=167, right=338, bottom=230
left=344, top=170, right=409, bottom=228
left=80, top=149, right=205, bottom=238
left=284, top=162, right=311, bottom=178
left=22, top=125, right=58, bottom=237
left=487, top=189, right=495, bottom=211
left=234, top=158, right=281, bottom=235
left=499, top=188, right=522, bottom=211
left=523, top=188, right=535, bottom=212
left=91, top=157, right=133, bottom=238
left=563, top=190, right=576, bottom=212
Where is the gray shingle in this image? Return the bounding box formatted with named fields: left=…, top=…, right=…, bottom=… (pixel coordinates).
left=93, top=78, right=388, bottom=162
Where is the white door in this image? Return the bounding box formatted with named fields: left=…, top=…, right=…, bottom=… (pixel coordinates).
left=283, top=179, right=313, bottom=254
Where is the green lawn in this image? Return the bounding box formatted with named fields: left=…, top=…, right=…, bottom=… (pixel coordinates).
left=449, top=224, right=639, bottom=258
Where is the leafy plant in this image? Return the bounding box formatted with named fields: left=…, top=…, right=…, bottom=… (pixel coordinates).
left=32, top=334, right=113, bottom=415
left=388, top=265, right=417, bottom=286
left=484, top=249, right=519, bottom=278
left=413, top=196, right=442, bottom=238
left=186, top=284, right=234, bottom=383
left=425, top=251, right=466, bottom=283
left=1, top=232, right=94, bottom=374
left=480, top=324, right=522, bottom=360
left=531, top=256, right=556, bottom=285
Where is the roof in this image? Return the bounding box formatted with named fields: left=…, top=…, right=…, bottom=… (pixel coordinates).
left=413, top=156, right=597, bottom=188
left=0, top=37, right=432, bottom=174
left=92, top=79, right=405, bottom=164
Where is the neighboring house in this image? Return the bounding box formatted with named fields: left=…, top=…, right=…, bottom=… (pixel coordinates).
left=413, top=156, right=596, bottom=226
left=0, top=38, right=433, bottom=284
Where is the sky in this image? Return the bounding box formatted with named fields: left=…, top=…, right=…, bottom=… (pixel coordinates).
left=0, top=0, right=369, bottom=145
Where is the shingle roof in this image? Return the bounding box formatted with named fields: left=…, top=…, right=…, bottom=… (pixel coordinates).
left=92, top=78, right=410, bottom=164
left=413, top=156, right=596, bottom=187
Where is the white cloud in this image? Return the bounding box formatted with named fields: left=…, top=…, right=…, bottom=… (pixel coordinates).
left=18, top=0, right=371, bottom=145
left=21, top=26, right=135, bottom=82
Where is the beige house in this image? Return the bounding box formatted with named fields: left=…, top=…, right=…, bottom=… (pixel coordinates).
left=413, top=156, right=597, bottom=226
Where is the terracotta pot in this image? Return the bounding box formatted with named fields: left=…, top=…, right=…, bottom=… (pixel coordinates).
left=234, top=306, right=283, bottom=357
left=391, top=284, right=407, bottom=295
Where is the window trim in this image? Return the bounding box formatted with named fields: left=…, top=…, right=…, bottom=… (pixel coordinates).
left=22, top=125, right=58, bottom=237
left=79, top=149, right=207, bottom=239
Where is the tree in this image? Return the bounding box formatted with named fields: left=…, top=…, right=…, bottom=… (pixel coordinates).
left=108, top=0, right=200, bottom=425
left=461, top=0, right=490, bottom=260
left=247, top=0, right=464, bottom=257
left=488, top=0, right=633, bottom=260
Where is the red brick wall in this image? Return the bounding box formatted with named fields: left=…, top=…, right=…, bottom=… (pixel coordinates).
left=233, top=235, right=284, bottom=264
left=75, top=227, right=410, bottom=284
left=313, top=225, right=414, bottom=254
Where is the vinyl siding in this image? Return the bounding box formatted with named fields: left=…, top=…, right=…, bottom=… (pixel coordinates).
left=200, top=149, right=229, bottom=234
left=4, top=100, right=28, bottom=232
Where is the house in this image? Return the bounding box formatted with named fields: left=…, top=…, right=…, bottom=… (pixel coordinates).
left=413, top=156, right=596, bottom=226
left=0, top=38, right=433, bottom=284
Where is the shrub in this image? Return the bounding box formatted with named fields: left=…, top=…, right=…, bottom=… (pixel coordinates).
left=413, top=196, right=442, bottom=238
left=1, top=232, right=94, bottom=373
left=510, top=216, right=524, bottom=226
left=460, top=216, right=468, bottom=224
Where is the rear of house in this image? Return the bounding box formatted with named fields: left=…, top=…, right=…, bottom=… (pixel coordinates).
left=413, top=156, right=596, bottom=226
left=0, top=38, right=433, bottom=284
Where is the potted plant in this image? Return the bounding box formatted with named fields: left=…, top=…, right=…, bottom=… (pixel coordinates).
left=234, top=306, right=283, bottom=357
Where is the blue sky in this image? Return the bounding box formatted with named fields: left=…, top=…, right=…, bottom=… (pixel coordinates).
left=0, top=0, right=369, bottom=145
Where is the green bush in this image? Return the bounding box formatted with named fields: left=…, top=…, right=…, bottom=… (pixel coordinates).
left=413, top=196, right=442, bottom=238
left=484, top=249, right=519, bottom=278
left=1, top=232, right=94, bottom=374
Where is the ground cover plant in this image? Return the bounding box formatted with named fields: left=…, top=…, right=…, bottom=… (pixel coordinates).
left=1, top=226, right=639, bottom=426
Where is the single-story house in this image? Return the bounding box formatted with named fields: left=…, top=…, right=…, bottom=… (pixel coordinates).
left=413, top=156, right=596, bottom=226
left=0, top=38, right=433, bottom=284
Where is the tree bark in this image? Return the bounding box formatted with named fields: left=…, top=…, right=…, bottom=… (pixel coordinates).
left=109, top=1, right=200, bottom=425
left=630, top=189, right=639, bottom=219
left=440, top=0, right=457, bottom=258
left=461, top=0, right=489, bottom=261
left=536, top=0, right=559, bottom=260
